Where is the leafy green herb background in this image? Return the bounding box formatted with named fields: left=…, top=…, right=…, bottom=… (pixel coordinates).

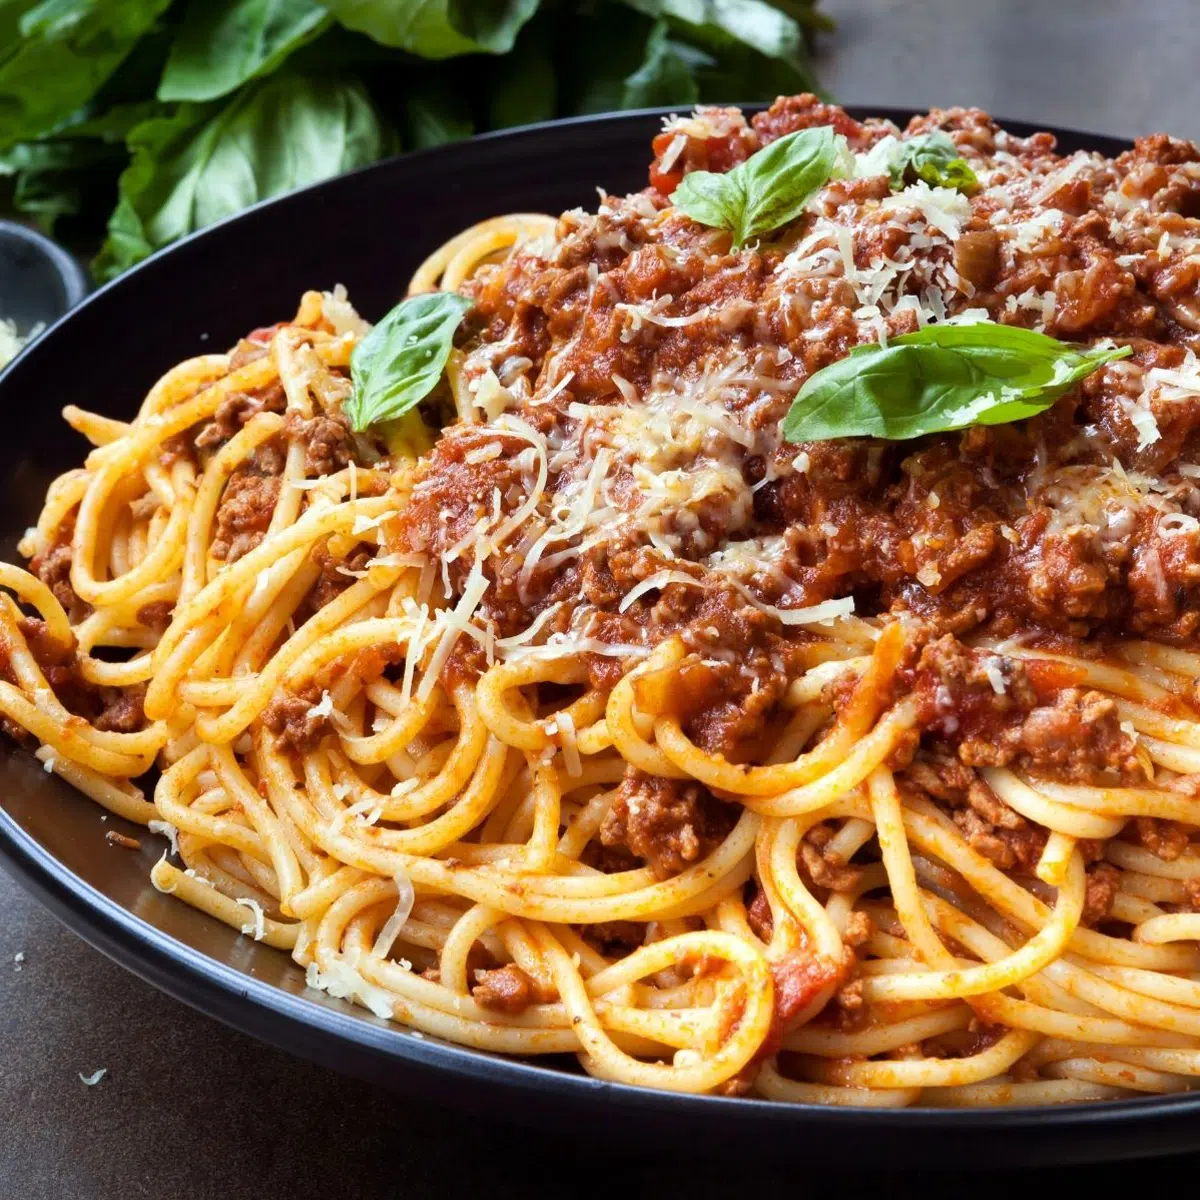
left=0, top=0, right=827, bottom=281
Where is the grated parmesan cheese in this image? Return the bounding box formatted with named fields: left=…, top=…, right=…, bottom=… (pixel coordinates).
left=305, top=953, right=395, bottom=1019
left=982, top=657, right=1008, bottom=695
left=371, top=873, right=416, bottom=959
left=235, top=897, right=266, bottom=942
left=148, top=819, right=180, bottom=857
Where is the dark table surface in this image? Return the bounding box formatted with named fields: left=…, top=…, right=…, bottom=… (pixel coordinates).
left=5, top=2, right=1200, bottom=1196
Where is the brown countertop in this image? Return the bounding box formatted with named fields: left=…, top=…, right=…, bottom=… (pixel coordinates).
left=5, top=2, right=1200, bottom=1194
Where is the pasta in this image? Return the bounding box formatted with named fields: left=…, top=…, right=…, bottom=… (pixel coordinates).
left=7, top=96, right=1200, bottom=1105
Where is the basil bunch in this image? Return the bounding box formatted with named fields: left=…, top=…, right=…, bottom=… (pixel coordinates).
left=0, top=0, right=829, bottom=279
left=782, top=322, right=1131, bottom=443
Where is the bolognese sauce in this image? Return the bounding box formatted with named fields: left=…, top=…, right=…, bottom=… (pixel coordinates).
left=9, top=97, right=1200, bottom=1105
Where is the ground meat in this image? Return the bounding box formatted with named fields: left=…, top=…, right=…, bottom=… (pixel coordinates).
left=10, top=617, right=97, bottom=718
left=136, top=600, right=174, bottom=634
left=29, top=533, right=80, bottom=614
left=843, top=910, right=873, bottom=948
left=955, top=809, right=1048, bottom=871
left=647, top=105, right=759, bottom=196
left=1, top=617, right=146, bottom=734
left=194, top=382, right=285, bottom=451
left=582, top=921, right=644, bottom=956
left=833, top=978, right=867, bottom=1032
left=953, top=229, right=1002, bottom=290
left=902, top=757, right=1047, bottom=871
left=800, top=824, right=863, bottom=893
left=921, top=1022, right=1007, bottom=1060
left=93, top=683, right=146, bottom=733
left=295, top=543, right=372, bottom=624
left=750, top=93, right=877, bottom=150
left=599, top=769, right=736, bottom=879
left=471, top=964, right=535, bottom=1014
left=746, top=888, right=773, bottom=941
left=581, top=840, right=641, bottom=875
left=594, top=582, right=806, bottom=758
left=963, top=688, right=1141, bottom=781
left=261, top=684, right=331, bottom=752
left=910, top=637, right=1140, bottom=782
left=211, top=439, right=284, bottom=562
left=1131, top=817, right=1191, bottom=861
left=1082, top=862, right=1122, bottom=925
left=284, top=409, right=355, bottom=478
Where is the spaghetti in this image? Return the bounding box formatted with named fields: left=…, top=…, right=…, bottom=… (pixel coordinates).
left=7, top=97, right=1200, bottom=1105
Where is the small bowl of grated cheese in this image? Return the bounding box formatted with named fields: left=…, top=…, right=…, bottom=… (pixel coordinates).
left=0, top=220, right=88, bottom=370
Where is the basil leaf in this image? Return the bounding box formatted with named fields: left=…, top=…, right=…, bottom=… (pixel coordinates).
left=889, top=131, right=978, bottom=194
left=619, top=0, right=821, bottom=93
left=0, top=100, right=151, bottom=233
left=782, top=322, right=1133, bottom=444
left=486, top=12, right=556, bottom=128
left=399, top=70, right=475, bottom=148
left=320, top=0, right=540, bottom=58
left=0, top=134, right=121, bottom=231
left=0, top=0, right=171, bottom=151
left=621, top=19, right=708, bottom=109
left=158, top=0, right=331, bottom=103
left=346, top=292, right=473, bottom=432
left=94, top=73, right=395, bottom=280
left=672, top=168, right=743, bottom=234
left=671, top=124, right=840, bottom=249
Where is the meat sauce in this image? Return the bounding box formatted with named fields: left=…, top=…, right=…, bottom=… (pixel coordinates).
left=26, top=97, right=1200, bottom=907
left=389, top=95, right=1200, bottom=808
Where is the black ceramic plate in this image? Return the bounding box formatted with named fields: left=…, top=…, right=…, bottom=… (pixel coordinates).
left=2, top=108, right=1194, bottom=1167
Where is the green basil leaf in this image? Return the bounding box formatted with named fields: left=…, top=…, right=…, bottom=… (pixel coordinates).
left=400, top=70, right=474, bottom=148
left=486, top=12, right=556, bottom=128
left=0, top=0, right=171, bottom=151
left=320, top=0, right=539, bottom=58
left=782, top=321, right=1133, bottom=443
left=618, top=0, right=820, bottom=93
left=557, top=5, right=656, bottom=116
left=346, top=291, right=473, bottom=432
left=93, top=73, right=395, bottom=280
left=672, top=168, right=744, bottom=234
left=158, top=0, right=331, bottom=103
left=0, top=134, right=120, bottom=230
left=0, top=100, right=154, bottom=234
left=888, top=131, right=978, bottom=195
left=671, top=124, right=840, bottom=249
left=621, top=19, right=709, bottom=109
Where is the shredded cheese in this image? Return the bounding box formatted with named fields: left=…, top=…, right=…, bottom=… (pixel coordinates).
left=148, top=819, right=180, bottom=857
left=235, top=897, right=266, bottom=942
left=371, top=873, right=416, bottom=959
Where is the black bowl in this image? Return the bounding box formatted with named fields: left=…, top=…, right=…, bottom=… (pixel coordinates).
left=2, top=108, right=1193, bottom=1167
left=0, top=220, right=89, bottom=350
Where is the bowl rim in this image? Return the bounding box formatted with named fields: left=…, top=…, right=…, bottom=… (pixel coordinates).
left=0, top=217, right=90, bottom=316
left=2, top=104, right=1192, bottom=1146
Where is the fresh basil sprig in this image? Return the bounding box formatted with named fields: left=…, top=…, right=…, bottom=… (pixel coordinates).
left=888, top=131, right=978, bottom=194
left=782, top=321, right=1132, bottom=444
left=670, top=125, right=842, bottom=250
left=345, top=291, right=473, bottom=432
